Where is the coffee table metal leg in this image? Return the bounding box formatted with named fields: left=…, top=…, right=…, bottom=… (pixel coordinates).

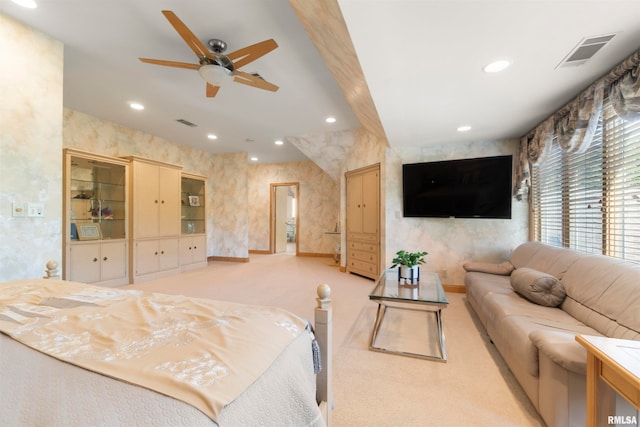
left=369, top=303, right=447, bottom=362
left=369, top=303, right=386, bottom=350
left=435, top=308, right=447, bottom=360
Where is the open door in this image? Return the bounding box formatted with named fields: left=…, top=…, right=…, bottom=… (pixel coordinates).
left=270, top=183, right=299, bottom=254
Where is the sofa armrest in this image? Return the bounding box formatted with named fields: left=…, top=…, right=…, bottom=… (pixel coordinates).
left=529, top=330, right=588, bottom=375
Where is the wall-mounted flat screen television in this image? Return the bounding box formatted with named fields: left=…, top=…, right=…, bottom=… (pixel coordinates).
left=402, top=155, right=513, bottom=219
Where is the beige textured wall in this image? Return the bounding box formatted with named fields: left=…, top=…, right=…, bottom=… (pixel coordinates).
left=248, top=161, right=339, bottom=254
left=385, top=140, right=529, bottom=286
left=0, top=14, right=64, bottom=281
left=63, top=109, right=249, bottom=258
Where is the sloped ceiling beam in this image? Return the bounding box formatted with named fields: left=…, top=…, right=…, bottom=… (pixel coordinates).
left=289, top=0, right=388, bottom=143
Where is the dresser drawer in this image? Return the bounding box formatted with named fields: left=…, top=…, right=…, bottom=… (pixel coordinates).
left=348, top=259, right=379, bottom=276
left=349, top=248, right=378, bottom=263
left=348, top=232, right=378, bottom=243
left=348, top=241, right=378, bottom=253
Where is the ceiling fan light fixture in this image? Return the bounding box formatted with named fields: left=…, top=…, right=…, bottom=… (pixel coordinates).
left=198, top=64, right=233, bottom=86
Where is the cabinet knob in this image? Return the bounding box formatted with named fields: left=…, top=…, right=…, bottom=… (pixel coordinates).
left=155, top=200, right=158, bottom=204
left=154, top=251, right=158, bottom=255
left=161, top=250, right=165, bottom=254
left=188, top=246, right=192, bottom=250
left=161, top=200, right=165, bottom=204
left=92, top=258, right=98, bottom=262
left=103, top=257, right=108, bottom=261
left=193, top=246, right=197, bottom=249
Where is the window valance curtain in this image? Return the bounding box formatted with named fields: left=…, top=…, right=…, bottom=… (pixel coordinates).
left=513, top=47, right=640, bottom=198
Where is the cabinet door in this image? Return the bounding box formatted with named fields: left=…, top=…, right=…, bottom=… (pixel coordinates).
left=346, top=174, right=363, bottom=233
left=135, top=240, right=160, bottom=276
left=69, top=243, right=101, bottom=283
left=158, top=238, right=180, bottom=271
left=158, top=167, right=181, bottom=237
left=191, top=235, right=207, bottom=263
left=180, top=237, right=194, bottom=265
left=100, top=241, right=127, bottom=281
left=361, top=169, right=379, bottom=234
left=134, top=162, right=160, bottom=239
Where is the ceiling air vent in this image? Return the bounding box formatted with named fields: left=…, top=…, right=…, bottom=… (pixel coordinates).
left=176, top=119, right=197, bottom=127
left=557, top=34, right=616, bottom=68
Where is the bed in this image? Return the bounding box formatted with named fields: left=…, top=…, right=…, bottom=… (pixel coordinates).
left=0, top=264, right=333, bottom=427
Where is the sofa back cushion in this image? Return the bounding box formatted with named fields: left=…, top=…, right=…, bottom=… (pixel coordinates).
left=510, top=242, right=581, bottom=280
left=560, top=254, right=640, bottom=339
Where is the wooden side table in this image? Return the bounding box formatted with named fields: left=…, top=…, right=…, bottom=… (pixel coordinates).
left=576, top=335, right=640, bottom=427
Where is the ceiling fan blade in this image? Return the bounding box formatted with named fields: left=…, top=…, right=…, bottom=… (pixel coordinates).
left=139, top=58, right=199, bottom=70
left=227, top=39, right=278, bottom=70
left=161, top=10, right=213, bottom=60
left=233, top=70, right=279, bottom=92
left=206, top=83, right=220, bottom=98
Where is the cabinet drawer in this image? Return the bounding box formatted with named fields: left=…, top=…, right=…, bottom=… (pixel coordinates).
left=348, top=241, right=377, bottom=253
left=349, top=249, right=378, bottom=263
left=348, top=259, right=379, bottom=276
left=348, top=232, right=378, bottom=243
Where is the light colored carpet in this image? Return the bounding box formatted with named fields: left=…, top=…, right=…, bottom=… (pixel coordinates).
left=125, top=254, right=545, bottom=426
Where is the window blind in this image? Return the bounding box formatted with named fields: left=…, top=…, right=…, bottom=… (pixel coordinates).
left=602, top=104, right=640, bottom=262
left=531, top=99, right=640, bottom=262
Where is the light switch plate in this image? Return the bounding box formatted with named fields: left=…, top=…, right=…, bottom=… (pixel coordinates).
left=12, top=202, right=25, bottom=218
left=27, top=202, right=45, bottom=217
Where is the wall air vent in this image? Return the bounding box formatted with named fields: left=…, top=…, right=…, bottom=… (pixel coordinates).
left=176, top=119, right=197, bottom=127
left=556, top=34, right=616, bottom=68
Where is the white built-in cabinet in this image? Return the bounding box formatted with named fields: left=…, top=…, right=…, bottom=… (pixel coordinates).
left=346, top=163, right=381, bottom=279
left=125, top=156, right=182, bottom=283
left=180, top=173, right=208, bottom=270
left=63, top=149, right=129, bottom=286
left=64, top=151, right=209, bottom=285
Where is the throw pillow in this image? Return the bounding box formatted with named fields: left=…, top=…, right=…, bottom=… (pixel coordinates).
left=510, top=267, right=566, bottom=307
left=462, top=261, right=514, bottom=276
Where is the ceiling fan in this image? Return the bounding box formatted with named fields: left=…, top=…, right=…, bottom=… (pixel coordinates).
left=139, top=10, right=279, bottom=98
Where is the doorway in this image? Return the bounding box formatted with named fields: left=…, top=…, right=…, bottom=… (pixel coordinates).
left=270, top=182, right=299, bottom=254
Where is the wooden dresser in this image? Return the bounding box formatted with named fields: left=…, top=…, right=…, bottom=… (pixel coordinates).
left=346, top=163, right=380, bottom=279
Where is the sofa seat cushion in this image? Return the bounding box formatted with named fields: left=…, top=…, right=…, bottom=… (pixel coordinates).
left=510, top=268, right=566, bottom=307
left=483, top=292, right=599, bottom=377
left=529, top=330, right=596, bottom=375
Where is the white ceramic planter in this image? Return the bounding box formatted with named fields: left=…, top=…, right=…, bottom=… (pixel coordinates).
left=399, top=265, right=420, bottom=281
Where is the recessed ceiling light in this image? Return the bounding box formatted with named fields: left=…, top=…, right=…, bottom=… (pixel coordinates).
left=457, top=125, right=472, bottom=132
left=274, top=140, right=284, bottom=145
left=207, top=134, right=218, bottom=140
left=129, top=102, right=144, bottom=110
left=483, top=59, right=511, bottom=73
left=325, top=116, right=336, bottom=124
left=11, top=0, right=37, bottom=8
left=250, top=156, right=258, bottom=162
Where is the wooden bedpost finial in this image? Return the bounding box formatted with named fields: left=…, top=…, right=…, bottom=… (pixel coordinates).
left=316, top=284, right=331, bottom=309
left=44, top=260, right=60, bottom=279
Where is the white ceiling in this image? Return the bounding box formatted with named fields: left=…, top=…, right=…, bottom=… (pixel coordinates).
left=3, top=0, right=640, bottom=163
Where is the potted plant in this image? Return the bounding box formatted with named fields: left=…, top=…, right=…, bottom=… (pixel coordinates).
left=391, top=250, right=428, bottom=281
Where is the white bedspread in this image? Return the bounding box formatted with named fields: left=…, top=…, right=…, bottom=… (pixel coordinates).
left=0, top=279, right=324, bottom=426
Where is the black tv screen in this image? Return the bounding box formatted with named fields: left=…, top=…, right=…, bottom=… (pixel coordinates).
left=402, top=155, right=513, bottom=219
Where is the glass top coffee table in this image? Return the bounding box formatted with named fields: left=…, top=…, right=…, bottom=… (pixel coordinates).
left=368, top=268, right=449, bottom=361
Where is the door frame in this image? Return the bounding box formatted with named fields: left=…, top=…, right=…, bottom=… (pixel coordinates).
left=269, top=182, right=299, bottom=254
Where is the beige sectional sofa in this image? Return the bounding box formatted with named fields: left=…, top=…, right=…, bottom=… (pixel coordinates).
left=464, top=242, right=640, bottom=427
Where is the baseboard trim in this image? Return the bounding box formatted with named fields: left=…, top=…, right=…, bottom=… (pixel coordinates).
left=208, top=256, right=250, bottom=263
left=339, top=266, right=346, bottom=272
left=248, top=249, right=271, bottom=255
left=297, top=252, right=333, bottom=258
left=444, top=284, right=466, bottom=293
